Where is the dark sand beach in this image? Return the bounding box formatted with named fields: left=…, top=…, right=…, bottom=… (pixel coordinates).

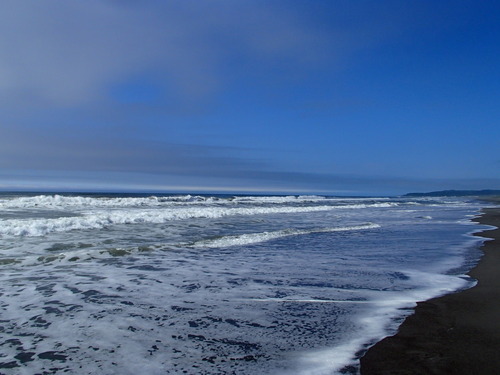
left=360, top=206, right=500, bottom=375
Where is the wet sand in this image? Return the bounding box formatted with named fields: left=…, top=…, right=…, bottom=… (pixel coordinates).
left=360, top=207, right=500, bottom=375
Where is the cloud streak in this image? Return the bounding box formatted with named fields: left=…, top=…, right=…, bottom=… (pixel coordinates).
left=0, top=124, right=261, bottom=175
left=2, top=123, right=498, bottom=195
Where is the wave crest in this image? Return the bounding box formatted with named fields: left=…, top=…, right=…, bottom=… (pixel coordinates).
left=192, top=223, right=381, bottom=248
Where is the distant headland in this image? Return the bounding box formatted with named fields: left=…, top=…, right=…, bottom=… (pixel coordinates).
left=404, top=189, right=500, bottom=197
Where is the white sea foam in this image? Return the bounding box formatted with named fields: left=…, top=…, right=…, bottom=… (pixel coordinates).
left=193, top=223, right=380, bottom=248
left=292, top=270, right=474, bottom=375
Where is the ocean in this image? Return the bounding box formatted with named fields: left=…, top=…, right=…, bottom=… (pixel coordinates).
left=0, top=193, right=489, bottom=374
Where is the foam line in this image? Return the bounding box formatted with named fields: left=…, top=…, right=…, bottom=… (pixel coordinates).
left=245, top=298, right=374, bottom=303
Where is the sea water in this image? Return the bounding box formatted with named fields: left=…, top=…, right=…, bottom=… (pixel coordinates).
left=0, top=193, right=489, bottom=374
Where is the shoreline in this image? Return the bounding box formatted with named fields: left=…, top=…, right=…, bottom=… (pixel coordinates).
left=360, top=206, right=500, bottom=374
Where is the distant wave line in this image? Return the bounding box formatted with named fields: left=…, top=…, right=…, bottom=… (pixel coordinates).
left=0, top=194, right=397, bottom=210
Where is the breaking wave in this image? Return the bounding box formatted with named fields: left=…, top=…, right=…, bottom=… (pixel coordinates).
left=0, top=194, right=398, bottom=210
left=0, top=194, right=213, bottom=209
left=1, top=203, right=394, bottom=237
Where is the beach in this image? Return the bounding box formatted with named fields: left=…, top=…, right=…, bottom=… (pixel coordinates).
left=360, top=206, right=500, bottom=374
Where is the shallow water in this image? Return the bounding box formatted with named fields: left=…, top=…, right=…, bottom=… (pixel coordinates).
left=0, top=193, right=488, bottom=374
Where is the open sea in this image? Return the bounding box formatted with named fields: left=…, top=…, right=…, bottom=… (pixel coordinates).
left=0, top=193, right=490, bottom=374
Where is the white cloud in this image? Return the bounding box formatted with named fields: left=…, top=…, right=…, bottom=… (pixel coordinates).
left=0, top=0, right=332, bottom=108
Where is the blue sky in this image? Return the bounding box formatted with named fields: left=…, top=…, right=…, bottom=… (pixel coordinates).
left=1, top=0, right=499, bottom=195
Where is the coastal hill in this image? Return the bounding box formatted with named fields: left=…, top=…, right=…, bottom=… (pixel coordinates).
left=404, top=189, right=500, bottom=197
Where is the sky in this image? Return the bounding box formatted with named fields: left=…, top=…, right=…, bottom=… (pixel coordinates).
left=1, top=0, right=499, bottom=196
